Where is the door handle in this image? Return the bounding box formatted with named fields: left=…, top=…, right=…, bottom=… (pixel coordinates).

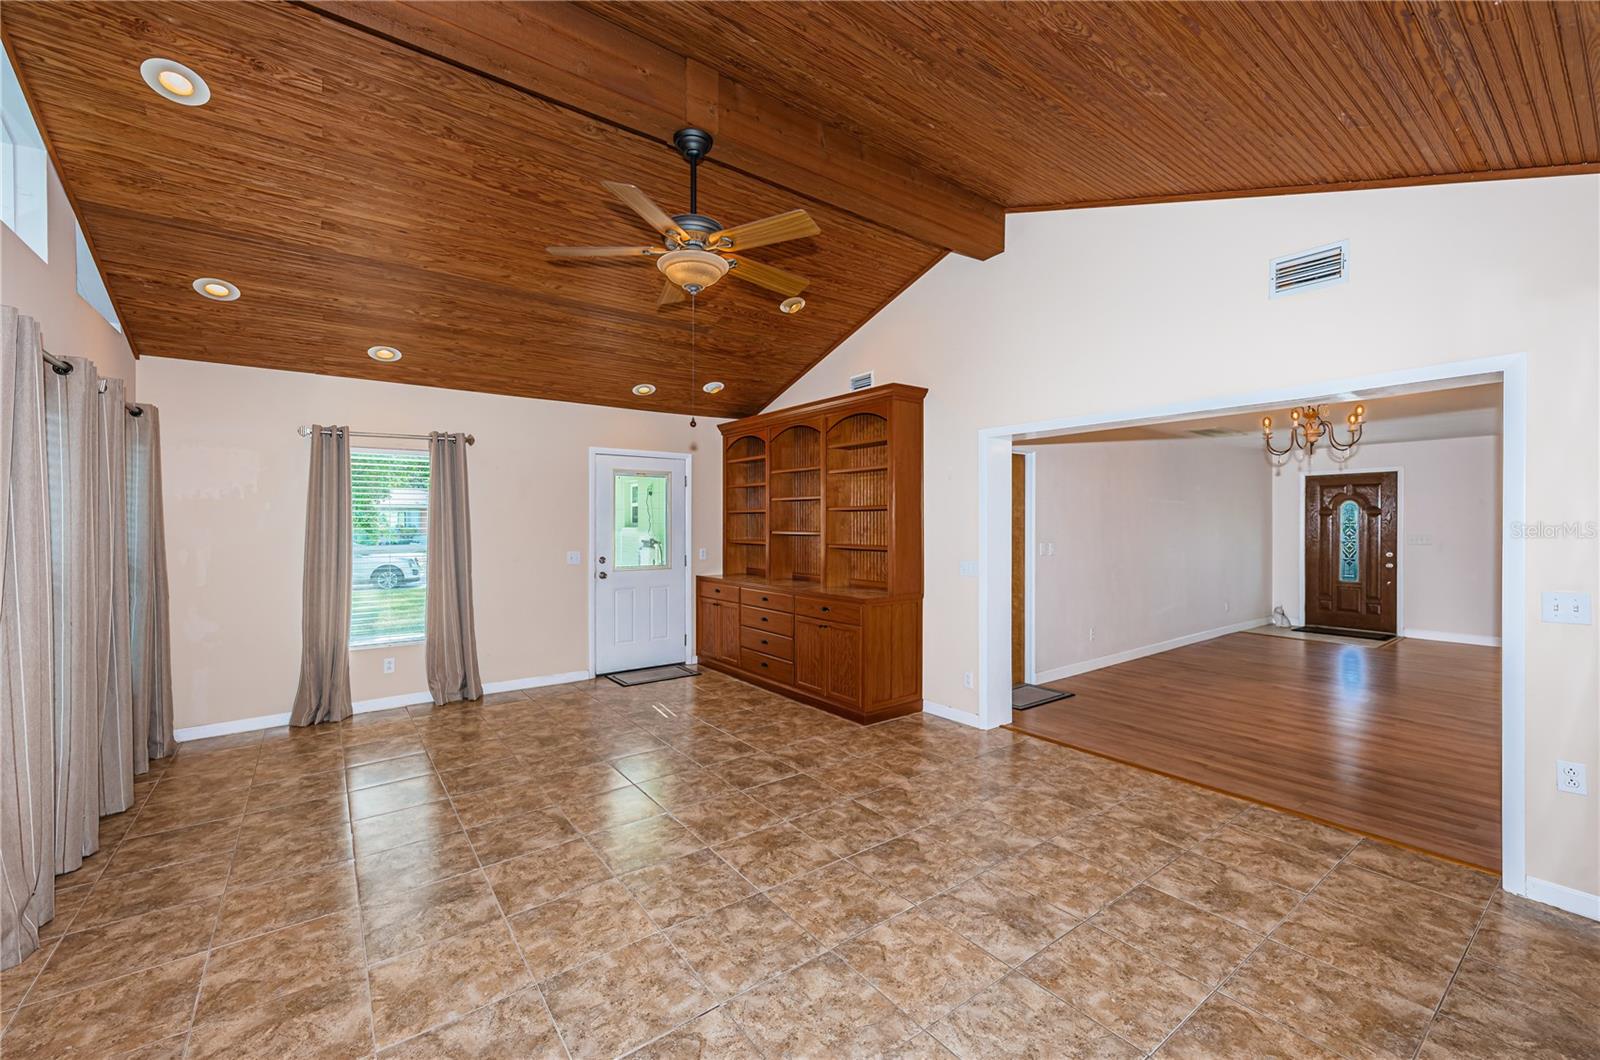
left=598, top=571, right=608, bottom=579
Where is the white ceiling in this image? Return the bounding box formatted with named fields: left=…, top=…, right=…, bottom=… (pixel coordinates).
left=1024, top=381, right=1503, bottom=448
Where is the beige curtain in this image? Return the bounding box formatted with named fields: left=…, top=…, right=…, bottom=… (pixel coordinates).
left=291, top=425, right=352, bottom=726
left=128, top=404, right=174, bottom=761
left=97, top=377, right=134, bottom=813
left=1, top=308, right=57, bottom=967
left=425, top=433, right=482, bottom=705
left=45, top=354, right=103, bottom=873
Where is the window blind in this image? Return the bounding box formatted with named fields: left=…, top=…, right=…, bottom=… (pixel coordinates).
left=350, top=447, right=430, bottom=647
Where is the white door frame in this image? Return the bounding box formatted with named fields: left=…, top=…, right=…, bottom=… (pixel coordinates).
left=1297, top=465, right=1405, bottom=634
left=974, top=353, right=1528, bottom=896
left=587, top=447, right=695, bottom=677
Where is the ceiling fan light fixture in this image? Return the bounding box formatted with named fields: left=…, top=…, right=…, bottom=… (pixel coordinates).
left=632, top=383, right=656, bottom=397
left=140, top=58, right=210, bottom=106
left=657, top=249, right=729, bottom=295
left=779, top=296, right=806, bottom=314
left=367, top=345, right=402, bottom=363
left=192, top=277, right=240, bottom=301
left=702, top=381, right=725, bottom=394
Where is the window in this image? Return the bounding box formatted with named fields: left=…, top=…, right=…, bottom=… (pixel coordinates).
left=351, top=448, right=430, bottom=647
left=613, top=471, right=668, bottom=570
left=2, top=48, right=48, bottom=261
left=1338, top=499, right=1360, bottom=583
left=75, top=221, right=120, bottom=331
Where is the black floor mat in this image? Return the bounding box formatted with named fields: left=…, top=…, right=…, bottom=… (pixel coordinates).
left=1012, top=683, right=1074, bottom=710
left=604, top=664, right=700, bottom=686
left=1292, top=626, right=1396, bottom=643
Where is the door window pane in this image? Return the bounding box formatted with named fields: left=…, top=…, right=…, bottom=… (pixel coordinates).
left=614, top=471, right=669, bottom=570
left=1338, top=499, right=1360, bottom=582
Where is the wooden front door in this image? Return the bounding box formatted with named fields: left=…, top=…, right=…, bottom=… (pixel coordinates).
left=1304, top=471, right=1398, bottom=633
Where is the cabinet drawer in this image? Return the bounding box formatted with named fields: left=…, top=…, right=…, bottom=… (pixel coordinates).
left=740, top=627, right=794, bottom=661
left=740, top=649, right=795, bottom=685
left=698, top=580, right=736, bottom=601
left=740, top=587, right=794, bottom=612
left=740, top=606, right=794, bottom=637
left=795, top=597, right=861, bottom=625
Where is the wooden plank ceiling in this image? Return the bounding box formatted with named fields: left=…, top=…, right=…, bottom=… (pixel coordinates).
left=4, top=2, right=1594, bottom=413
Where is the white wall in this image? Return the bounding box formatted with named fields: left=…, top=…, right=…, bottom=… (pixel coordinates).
left=138, top=357, right=724, bottom=731
left=769, top=176, right=1599, bottom=900
left=1270, top=435, right=1501, bottom=642
left=1, top=163, right=135, bottom=391
left=1027, top=438, right=1271, bottom=678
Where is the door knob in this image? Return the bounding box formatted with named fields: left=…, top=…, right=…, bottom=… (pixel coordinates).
left=598, top=571, right=608, bottom=579
left=1384, top=562, right=1394, bottom=569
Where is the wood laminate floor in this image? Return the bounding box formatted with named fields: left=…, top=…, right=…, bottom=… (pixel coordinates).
left=1015, top=633, right=1501, bottom=871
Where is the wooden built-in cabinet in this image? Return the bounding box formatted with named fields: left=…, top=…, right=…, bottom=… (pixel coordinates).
left=698, top=384, right=924, bottom=723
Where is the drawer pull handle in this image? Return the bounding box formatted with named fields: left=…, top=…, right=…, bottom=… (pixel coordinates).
left=820, top=606, right=830, bottom=613
left=760, top=662, right=768, bottom=669
left=760, top=639, right=768, bottom=645
left=760, top=617, right=768, bottom=623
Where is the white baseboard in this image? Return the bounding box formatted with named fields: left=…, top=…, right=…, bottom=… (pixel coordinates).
left=1402, top=628, right=1502, bottom=648
left=174, top=669, right=594, bottom=743
left=922, top=699, right=991, bottom=730
left=1526, top=876, right=1600, bottom=922
left=1033, top=618, right=1270, bottom=683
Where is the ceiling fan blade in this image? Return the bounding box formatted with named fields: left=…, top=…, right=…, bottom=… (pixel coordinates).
left=658, top=281, right=686, bottom=307
left=708, top=209, right=819, bottom=251
left=726, top=256, right=809, bottom=297
left=602, top=181, right=687, bottom=241
left=546, top=245, right=659, bottom=258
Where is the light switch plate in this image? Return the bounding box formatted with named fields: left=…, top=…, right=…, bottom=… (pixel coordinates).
left=566, top=551, right=582, bottom=565
left=698, top=548, right=708, bottom=561
left=1541, top=591, right=1592, bottom=625
left=1406, top=533, right=1433, bottom=546
left=382, top=657, right=395, bottom=674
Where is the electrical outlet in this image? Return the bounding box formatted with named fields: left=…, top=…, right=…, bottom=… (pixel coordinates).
left=382, top=657, right=396, bottom=674
left=959, top=560, right=978, bottom=577
left=963, top=671, right=974, bottom=689
left=1407, top=533, right=1433, bottom=546
left=566, top=550, right=581, bottom=565
left=1558, top=760, right=1588, bottom=795
left=1541, top=592, right=1592, bottom=625
left=1223, top=601, right=1231, bottom=613
left=698, top=547, right=708, bottom=561
left=1088, top=626, right=1095, bottom=642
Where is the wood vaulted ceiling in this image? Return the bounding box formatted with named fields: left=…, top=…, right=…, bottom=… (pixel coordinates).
left=4, top=3, right=1596, bottom=415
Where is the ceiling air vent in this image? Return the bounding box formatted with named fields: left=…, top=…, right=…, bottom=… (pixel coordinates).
left=848, top=371, right=875, bottom=391
left=1270, top=241, right=1348, bottom=298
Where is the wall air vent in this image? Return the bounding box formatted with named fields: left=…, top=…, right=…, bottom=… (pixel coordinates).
left=1270, top=241, right=1348, bottom=298
left=848, top=371, right=875, bottom=391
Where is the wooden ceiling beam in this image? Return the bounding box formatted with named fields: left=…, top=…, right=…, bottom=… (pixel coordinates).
left=305, top=0, right=1005, bottom=259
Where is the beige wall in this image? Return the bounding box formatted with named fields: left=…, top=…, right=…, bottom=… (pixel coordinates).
left=770, top=176, right=1599, bottom=898
left=1271, top=434, right=1502, bottom=641
left=1025, top=438, right=1271, bottom=677
left=1, top=164, right=136, bottom=390
left=139, top=357, right=724, bottom=731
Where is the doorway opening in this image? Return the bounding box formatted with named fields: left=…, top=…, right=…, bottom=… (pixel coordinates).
left=589, top=448, right=692, bottom=677
left=978, top=355, right=1523, bottom=887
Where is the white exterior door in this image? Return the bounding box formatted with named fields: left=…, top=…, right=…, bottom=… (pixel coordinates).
left=593, top=453, right=688, bottom=674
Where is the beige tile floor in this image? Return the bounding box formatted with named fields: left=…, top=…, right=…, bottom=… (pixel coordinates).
left=2, top=670, right=1596, bottom=1058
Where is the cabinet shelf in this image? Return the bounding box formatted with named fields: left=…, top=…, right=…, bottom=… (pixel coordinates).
left=727, top=509, right=766, bottom=515
left=771, top=466, right=821, bottom=475
left=773, top=496, right=821, bottom=502
left=827, top=466, right=888, bottom=475
left=828, top=504, right=886, bottom=512
left=827, top=439, right=888, bottom=451
left=772, top=530, right=820, bottom=536
left=829, top=543, right=888, bottom=551
left=726, top=454, right=768, bottom=464
left=729, top=539, right=767, bottom=546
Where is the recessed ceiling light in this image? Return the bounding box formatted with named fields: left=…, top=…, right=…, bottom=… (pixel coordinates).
left=702, top=381, right=725, bottom=394
left=192, top=277, right=239, bottom=301
left=632, top=384, right=656, bottom=397
left=367, top=346, right=403, bottom=363
left=779, top=296, right=806, bottom=314
left=140, top=58, right=210, bottom=106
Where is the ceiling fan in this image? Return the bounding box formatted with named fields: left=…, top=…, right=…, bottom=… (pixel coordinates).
left=547, top=128, right=819, bottom=307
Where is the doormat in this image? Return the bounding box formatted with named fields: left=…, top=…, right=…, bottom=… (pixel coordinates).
left=1292, top=626, right=1396, bottom=643
left=605, top=664, right=700, bottom=686
left=1012, top=683, right=1074, bottom=710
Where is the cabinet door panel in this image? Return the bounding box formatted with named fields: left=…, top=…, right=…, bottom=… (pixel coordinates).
left=823, top=625, right=862, bottom=707
left=716, top=601, right=741, bottom=662
left=793, top=617, right=827, bottom=699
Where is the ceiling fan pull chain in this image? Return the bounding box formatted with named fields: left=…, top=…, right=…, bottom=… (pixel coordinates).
left=689, top=294, right=698, bottom=429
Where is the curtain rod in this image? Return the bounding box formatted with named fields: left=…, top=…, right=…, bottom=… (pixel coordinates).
left=42, top=348, right=143, bottom=417
left=296, top=425, right=475, bottom=445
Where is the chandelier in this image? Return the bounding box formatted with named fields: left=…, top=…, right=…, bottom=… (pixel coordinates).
left=1262, top=403, right=1366, bottom=457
